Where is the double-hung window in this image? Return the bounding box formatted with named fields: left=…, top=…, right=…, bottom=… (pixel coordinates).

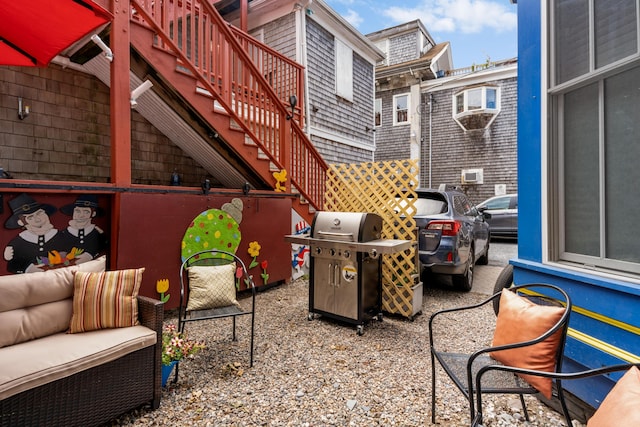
left=393, top=94, right=409, bottom=125
left=374, top=98, right=382, bottom=127
left=550, top=0, right=640, bottom=276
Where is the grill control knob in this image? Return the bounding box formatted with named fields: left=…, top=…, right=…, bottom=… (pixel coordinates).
left=344, top=250, right=351, bottom=258
left=329, top=249, right=336, bottom=256
left=315, top=247, right=322, bottom=255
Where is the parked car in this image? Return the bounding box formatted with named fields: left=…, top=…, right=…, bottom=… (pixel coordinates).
left=403, top=188, right=491, bottom=291
left=476, top=194, right=518, bottom=239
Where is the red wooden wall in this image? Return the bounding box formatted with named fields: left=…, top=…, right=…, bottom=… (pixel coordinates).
left=0, top=190, right=292, bottom=310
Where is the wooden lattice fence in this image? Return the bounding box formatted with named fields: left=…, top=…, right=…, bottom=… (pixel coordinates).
left=324, top=159, right=420, bottom=318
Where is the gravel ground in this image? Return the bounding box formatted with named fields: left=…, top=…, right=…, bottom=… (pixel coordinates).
left=109, top=278, right=584, bottom=427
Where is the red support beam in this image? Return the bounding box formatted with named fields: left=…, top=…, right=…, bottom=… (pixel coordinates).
left=240, top=0, right=248, bottom=32
left=110, top=0, right=132, bottom=186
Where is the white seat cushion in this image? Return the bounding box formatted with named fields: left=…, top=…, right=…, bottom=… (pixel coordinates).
left=0, top=325, right=156, bottom=400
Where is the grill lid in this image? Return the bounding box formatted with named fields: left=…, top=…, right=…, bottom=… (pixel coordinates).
left=312, top=211, right=382, bottom=242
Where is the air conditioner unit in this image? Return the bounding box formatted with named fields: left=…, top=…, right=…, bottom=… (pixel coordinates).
left=461, top=169, right=483, bottom=184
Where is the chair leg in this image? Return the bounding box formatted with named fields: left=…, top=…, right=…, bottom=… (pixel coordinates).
left=556, top=380, right=573, bottom=427
left=173, top=359, right=180, bottom=384
left=249, top=315, right=255, bottom=368
left=519, top=394, right=529, bottom=421
left=430, top=352, right=437, bottom=423
left=232, top=316, right=237, bottom=341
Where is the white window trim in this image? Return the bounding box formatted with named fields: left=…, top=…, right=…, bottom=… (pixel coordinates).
left=374, top=98, right=382, bottom=127
left=452, top=86, right=501, bottom=131
left=393, top=93, right=410, bottom=126
left=335, top=39, right=353, bottom=102
left=548, top=0, right=640, bottom=278
left=453, top=86, right=501, bottom=117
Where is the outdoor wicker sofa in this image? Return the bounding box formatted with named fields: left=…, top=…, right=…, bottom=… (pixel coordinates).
left=0, top=258, right=163, bottom=427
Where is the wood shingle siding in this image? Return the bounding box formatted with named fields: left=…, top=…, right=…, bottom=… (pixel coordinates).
left=305, top=19, right=375, bottom=164
left=373, top=88, right=412, bottom=161
left=420, top=76, right=518, bottom=203
left=0, top=65, right=212, bottom=186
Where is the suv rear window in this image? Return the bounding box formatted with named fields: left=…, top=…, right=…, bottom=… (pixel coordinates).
left=394, top=194, right=448, bottom=216
left=415, top=198, right=447, bottom=215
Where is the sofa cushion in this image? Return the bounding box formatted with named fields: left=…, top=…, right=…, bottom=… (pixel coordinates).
left=0, top=325, right=156, bottom=400
left=0, top=255, right=106, bottom=313
left=0, top=257, right=107, bottom=348
left=69, top=268, right=144, bottom=333
left=490, top=289, right=566, bottom=399
left=76, top=254, right=107, bottom=273
left=0, top=300, right=72, bottom=348
left=0, top=267, right=75, bottom=313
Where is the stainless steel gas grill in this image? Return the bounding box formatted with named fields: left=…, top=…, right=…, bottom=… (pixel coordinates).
left=285, top=211, right=412, bottom=335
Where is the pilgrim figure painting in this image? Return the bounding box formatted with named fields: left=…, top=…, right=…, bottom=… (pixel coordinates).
left=3, top=193, right=107, bottom=274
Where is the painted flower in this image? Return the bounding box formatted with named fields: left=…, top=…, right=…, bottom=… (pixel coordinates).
left=156, top=279, right=171, bottom=303
left=248, top=241, right=261, bottom=269
left=235, top=266, right=243, bottom=291
left=156, top=279, right=170, bottom=294
left=260, top=260, right=269, bottom=284
left=247, top=241, right=261, bottom=258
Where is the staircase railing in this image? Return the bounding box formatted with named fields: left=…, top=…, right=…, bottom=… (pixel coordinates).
left=230, top=26, right=304, bottom=122
left=130, top=0, right=326, bottom=211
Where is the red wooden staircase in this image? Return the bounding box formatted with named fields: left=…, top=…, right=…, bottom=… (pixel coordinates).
left=129, top=0, right=326, bottom=222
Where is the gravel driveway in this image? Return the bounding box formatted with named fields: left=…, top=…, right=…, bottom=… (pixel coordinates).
left=109, top=278, right=579, bottom=427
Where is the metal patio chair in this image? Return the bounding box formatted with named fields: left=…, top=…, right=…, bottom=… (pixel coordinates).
left=429, top=283, right=572, bottom=425
left=173, top=249, right=256, bottom=383
left=472, top=363, right=640, bottom=426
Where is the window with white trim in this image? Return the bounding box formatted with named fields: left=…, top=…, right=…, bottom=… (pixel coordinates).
left=335, top=39, right=353, bottom=101
left=393, top=94, right=409, bottom=125
left=454, top=87, right=499, bottom=115
left=374, top=98, right=382, bottom=127
left=550, top=0, right=640, bottom=276
left=452, top=86, right=500, bottom=131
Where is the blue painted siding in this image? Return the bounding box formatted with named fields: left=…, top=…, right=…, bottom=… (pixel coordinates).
left=517, top=0, right=542, bottom=262
left=515, top=0, right=640, bottom=412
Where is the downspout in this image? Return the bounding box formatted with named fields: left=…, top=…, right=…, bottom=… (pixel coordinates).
left=429, top=93, right=433, bottom=189
left=295, top=2, right=312, bottom=136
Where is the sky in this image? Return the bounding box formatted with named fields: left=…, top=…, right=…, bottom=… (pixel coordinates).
left=323, top=0, right=518, bottom=69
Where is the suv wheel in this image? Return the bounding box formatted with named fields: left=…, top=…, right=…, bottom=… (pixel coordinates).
left=492, top=264, right=514, bottom=315
left=452, top=246, right=474, bottom=292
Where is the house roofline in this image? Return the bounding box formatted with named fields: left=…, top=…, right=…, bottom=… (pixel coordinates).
left=421, top=60, right=517, bottom=92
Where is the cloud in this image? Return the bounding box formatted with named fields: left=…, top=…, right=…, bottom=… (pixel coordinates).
left=382, top=0, right=516, bottom=34
left=342, top=9, right=364, bottom=28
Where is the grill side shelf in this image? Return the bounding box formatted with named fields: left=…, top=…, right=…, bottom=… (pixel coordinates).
left=284, top=235, right=413, bottom=254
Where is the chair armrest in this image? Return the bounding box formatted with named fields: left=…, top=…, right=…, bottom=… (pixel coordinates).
left=137, top=295, right=164, bottom=409
left=473, top=362, right=640, bottom=427
left=138, top=295, right=164, bottom=336
left=477, top=363, right=639, bottom=384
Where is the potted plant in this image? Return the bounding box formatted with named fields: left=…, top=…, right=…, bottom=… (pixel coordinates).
left=161, top=323, right=205, bottom=386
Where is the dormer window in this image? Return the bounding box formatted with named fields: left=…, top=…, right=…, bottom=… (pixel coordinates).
left=453, top=86, right=500, bottom=131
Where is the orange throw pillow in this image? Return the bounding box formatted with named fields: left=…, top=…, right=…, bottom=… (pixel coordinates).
left=588, top=366, right=640, bottom=427
left=490, top=289, right=565, bottom=398
left=69, top=268, right=144, bottom=333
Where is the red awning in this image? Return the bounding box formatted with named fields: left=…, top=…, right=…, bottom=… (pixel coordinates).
left=0, top=0, right=113, bottom=67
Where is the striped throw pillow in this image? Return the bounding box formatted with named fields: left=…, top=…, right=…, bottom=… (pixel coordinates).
left=69, top=268, right=144, bottom=333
